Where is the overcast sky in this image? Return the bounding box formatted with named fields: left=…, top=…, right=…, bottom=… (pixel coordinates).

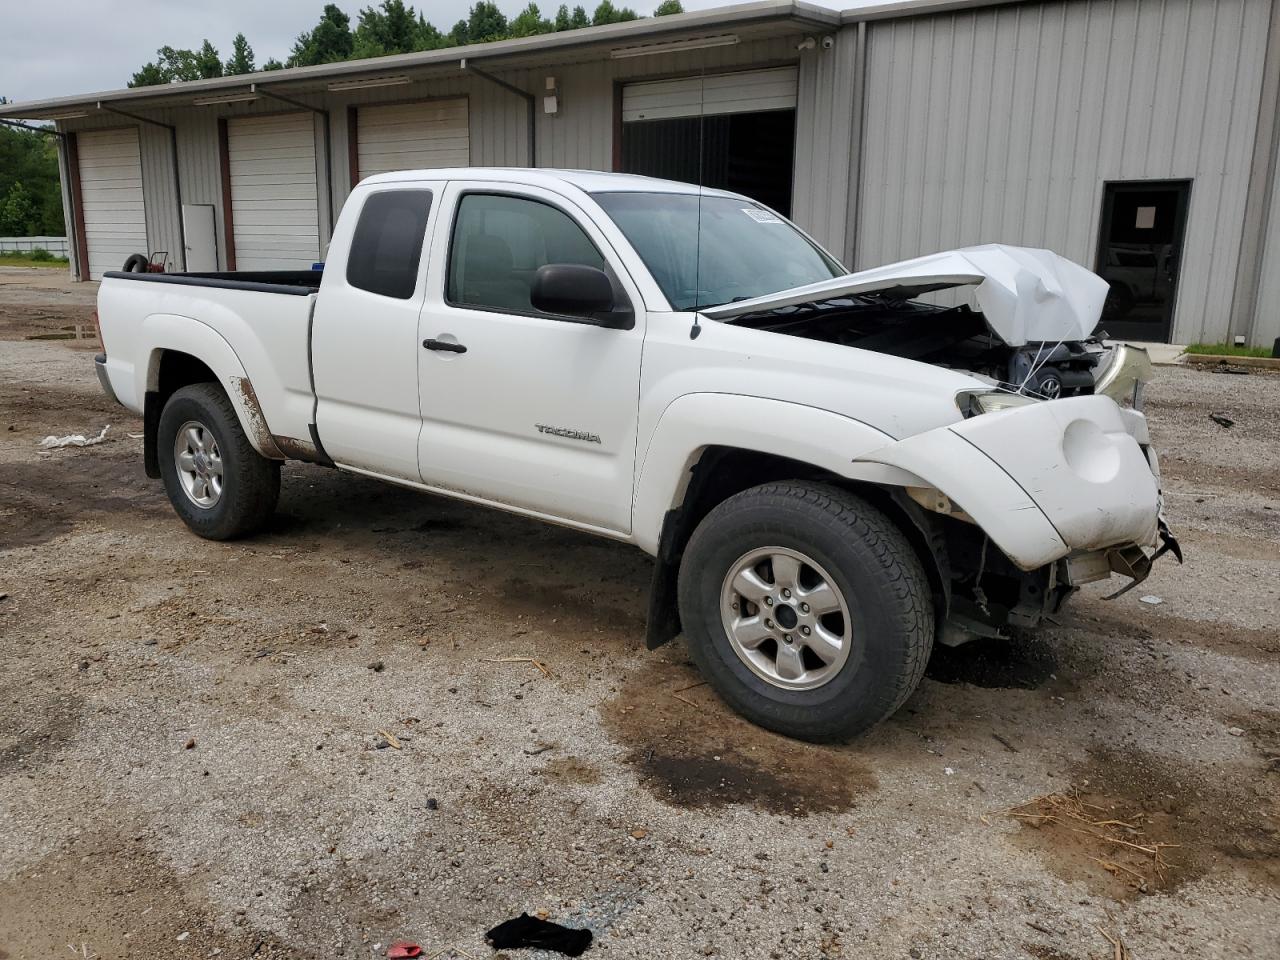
left=0, top=0, right=795, bottom=104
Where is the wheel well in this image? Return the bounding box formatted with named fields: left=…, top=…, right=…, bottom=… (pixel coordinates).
left=644, top=445, right=950, bottom=650
left=143, top=351, right=221, bottom=479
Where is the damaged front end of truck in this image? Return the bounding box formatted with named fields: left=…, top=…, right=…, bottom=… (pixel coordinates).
left=704, top=244, right=1183, bottom=644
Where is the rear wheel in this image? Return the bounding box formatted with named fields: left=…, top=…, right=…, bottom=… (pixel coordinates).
left=158, top=383, right=280, bottom=540
left=677, top=482, right=933, bottom=741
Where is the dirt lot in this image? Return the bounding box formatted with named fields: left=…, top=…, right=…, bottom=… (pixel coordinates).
left=1, top=265, right=1277, bottom=959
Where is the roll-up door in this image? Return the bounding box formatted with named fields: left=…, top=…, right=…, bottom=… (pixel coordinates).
left=621, top=67, right=798, bottom=122
left=356, top=99, right=469, bottom=180
left=227, top=112, right=321, bottom=270
left=620, top=67, right=799, bottom=215
left=77, top=128, right=148, bottom=279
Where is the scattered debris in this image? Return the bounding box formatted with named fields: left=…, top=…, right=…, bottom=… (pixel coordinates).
left=176, top=932, right=190, bottom=942
left=39, top=425, right=110, bottom=449
left=1008, top=790, right=1179, bottom=893
left=1209, top=412, right=1235, bottom=428
left=1228, top=726, right=1245, bottom=737
left=184, top=738, right=196, bottom=750
left=376, top=729, right=402, bottom=750
left=992, top=732, right=1019, bottom=753
left=523, top=742, right=556, bottom=756
left=1096, top=924, right=1133, bottom=960
left=386, top=942, right=423, bottom=959
left=483, top=656, right=551, bottom=678
left=368, top=660, right=385, bottom=672
left=486, top=913, right=593, bottom=957
left=1139, top=595, right=1164, bottom=606
left=425, top=797, right=439, bottom=810
left=630, top=828, right=648, bottom=839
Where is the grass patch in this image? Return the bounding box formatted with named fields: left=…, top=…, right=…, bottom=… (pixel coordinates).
left=0, top=250, right=69, bottom=268
left=1184, top=342, right=1273, bottom=358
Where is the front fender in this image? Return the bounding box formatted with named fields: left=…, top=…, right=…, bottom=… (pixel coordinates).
left=140, top=314, right=284, bottom=460
left=632, top=393, right=909, bottom=554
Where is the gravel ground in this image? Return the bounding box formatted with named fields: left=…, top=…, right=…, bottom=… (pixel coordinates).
left=1, top=269, right=1277, bottom=960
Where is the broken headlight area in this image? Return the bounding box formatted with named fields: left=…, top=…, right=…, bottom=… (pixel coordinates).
left=955, top=389, right=1039, bottom=418
left=1092, top=342, right=1153, bottom=412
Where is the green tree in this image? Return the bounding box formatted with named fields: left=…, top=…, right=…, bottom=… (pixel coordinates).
left=128, top=62, right=169, bottom=87
left=509, top=2, right=553, bottom=36
left=353, top=0, right=420, bottom=57
left=262, top=57, right=285, bottom=70
left=591, top=0, right=637, bottom=24
left=416, top=13, right=446, bottom=50
left=653, top=0, right=683, bottom=13
left=289, top=3, right=354, bottom=66
left=570, top=4, right=590, bottom=27
left=224, top=33, right=256, bottom=74
left=553, top=4, right=572, bottom=29
left=0, top=181, right=36, bottom=235
left=448, top=19, right=470, bottom=45
left=466, top=1, right=510, bottom=43
left=194, top=39, right=223, bottom=78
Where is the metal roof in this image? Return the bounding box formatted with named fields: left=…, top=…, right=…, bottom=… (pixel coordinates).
left=0, top=1, right=841, bottom=120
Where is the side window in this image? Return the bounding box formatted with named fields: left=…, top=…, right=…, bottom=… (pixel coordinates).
left=346, top=189, right=433, bottom=299
left=447, top=193, right=606, bottom=316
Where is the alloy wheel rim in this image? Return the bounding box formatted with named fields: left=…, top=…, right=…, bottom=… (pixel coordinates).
left=173, top=420, right=223, bottom=508
left=719, top=546, right=853, bottom=691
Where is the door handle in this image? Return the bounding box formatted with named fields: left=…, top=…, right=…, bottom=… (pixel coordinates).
left=423, top=338, right=467, bottom=354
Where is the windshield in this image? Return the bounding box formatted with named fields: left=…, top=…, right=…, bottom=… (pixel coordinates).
left=592, top=191, right=844, bottom=310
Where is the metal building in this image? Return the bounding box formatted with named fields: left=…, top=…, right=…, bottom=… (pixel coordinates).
left=2, top=0, right=1277, bottom=346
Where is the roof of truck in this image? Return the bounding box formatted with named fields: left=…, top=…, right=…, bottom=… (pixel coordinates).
left=360, top=167, right=744, bottom=198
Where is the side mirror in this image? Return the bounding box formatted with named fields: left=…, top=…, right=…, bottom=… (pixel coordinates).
left=530, top=263, right=633, bottom=329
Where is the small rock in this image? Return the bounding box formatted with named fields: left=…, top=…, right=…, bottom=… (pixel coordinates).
left=1228, top=726, right=1245, bottom=737
left=630, top=828, right=648, bottom=840
left=184, top=737, right=196, bottom=750
left=176, top=932, right=190, bottom=942
left=909, top=950, right=922, bottom=959
left=368, top=661, right=385, bottom=672
left=426, top=798, right=439, bottom=810
left=1139, top=595, right=1164, bottom=606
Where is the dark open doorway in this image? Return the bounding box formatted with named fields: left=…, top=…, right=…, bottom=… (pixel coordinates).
left=1094, top=180, right=1191, bottom=343
left=620, top=109, right=797, bottom=217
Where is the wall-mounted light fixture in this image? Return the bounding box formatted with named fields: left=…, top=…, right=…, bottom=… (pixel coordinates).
left=327, top=75, right=411, bottom=92
left=610, top=34, right=739, bottom=59
left=544, top=76, right=560, bottom=115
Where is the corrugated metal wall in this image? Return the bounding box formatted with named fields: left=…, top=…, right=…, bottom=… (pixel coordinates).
left=1254, top=163, right=1280, bottom=346
left=856, top=0, right=1275, bottom=344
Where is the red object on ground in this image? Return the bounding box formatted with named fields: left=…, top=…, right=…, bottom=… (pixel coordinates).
left=386, top=943, right=422, bottom=959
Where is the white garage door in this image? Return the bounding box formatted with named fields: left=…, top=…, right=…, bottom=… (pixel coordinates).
left=356, top=99, right=469, bottom=180
left=227, top=113, right=321, bottom=270
left=77, top=128, right=148, bottom=280
left=621, top=67, right=798, bottom=122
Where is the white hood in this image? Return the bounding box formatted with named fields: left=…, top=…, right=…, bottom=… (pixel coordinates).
left=700, top=244, right=1108, bottom=347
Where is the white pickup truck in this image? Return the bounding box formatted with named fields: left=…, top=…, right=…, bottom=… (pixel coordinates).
left=95, top=168, right=1179, bottom=741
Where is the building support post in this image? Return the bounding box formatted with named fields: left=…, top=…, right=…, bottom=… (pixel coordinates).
left=463, top=59, right=536, bottom=168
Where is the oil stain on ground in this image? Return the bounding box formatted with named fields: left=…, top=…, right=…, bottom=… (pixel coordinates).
left=925, top=634, right=1059, bottom=689
left=1008, top=743, right=1280, bottom=899
left=600, top=660, right=876, bottom=816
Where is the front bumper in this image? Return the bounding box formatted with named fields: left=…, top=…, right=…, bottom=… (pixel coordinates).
left=855, top=395, right=1173, bottom=574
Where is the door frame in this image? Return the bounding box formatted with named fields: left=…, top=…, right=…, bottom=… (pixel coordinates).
left=1093, top=178, right=1192, bottom=343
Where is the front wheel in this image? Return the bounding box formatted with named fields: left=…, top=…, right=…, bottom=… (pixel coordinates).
left=158, top=383, right=280, bottom=540
left=677, top=482, right=933, bottom=742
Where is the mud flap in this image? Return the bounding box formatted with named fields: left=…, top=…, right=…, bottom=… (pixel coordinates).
left=143, top=390, right=161, bottom=479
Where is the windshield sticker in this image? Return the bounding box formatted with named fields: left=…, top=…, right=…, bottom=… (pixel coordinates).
left=742, top=207, right=784, bottom=224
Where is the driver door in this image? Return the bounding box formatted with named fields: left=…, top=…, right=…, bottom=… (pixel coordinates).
left=415, top=182, right=646, bottom=534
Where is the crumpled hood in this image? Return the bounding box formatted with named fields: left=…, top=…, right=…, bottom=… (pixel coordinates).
left=700, top=244, right=1108, bottom=346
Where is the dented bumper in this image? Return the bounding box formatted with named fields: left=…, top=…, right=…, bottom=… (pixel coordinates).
left=856, top=395, right=1167, bottom=573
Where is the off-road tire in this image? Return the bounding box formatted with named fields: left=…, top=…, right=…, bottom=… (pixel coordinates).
left=677, top=482, right=933, bottom=742
left=158, top=383, right=280, bottom=540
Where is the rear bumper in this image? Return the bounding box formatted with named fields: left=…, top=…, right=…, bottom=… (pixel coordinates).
left=856, top=395, right=1164, bottom=571
left=94, top=353, right=120, bottom=406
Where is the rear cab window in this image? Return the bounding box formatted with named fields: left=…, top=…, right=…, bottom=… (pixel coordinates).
left=346, top=189, right=434, bottom=299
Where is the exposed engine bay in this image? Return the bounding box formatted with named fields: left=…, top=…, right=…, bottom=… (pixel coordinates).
left=728, top=295, right=1108, bottom=400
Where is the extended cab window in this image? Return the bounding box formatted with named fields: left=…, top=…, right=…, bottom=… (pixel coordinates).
left=447, top=193, right=606, bottom=315
left=346, top=190, right=433, bottom=299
